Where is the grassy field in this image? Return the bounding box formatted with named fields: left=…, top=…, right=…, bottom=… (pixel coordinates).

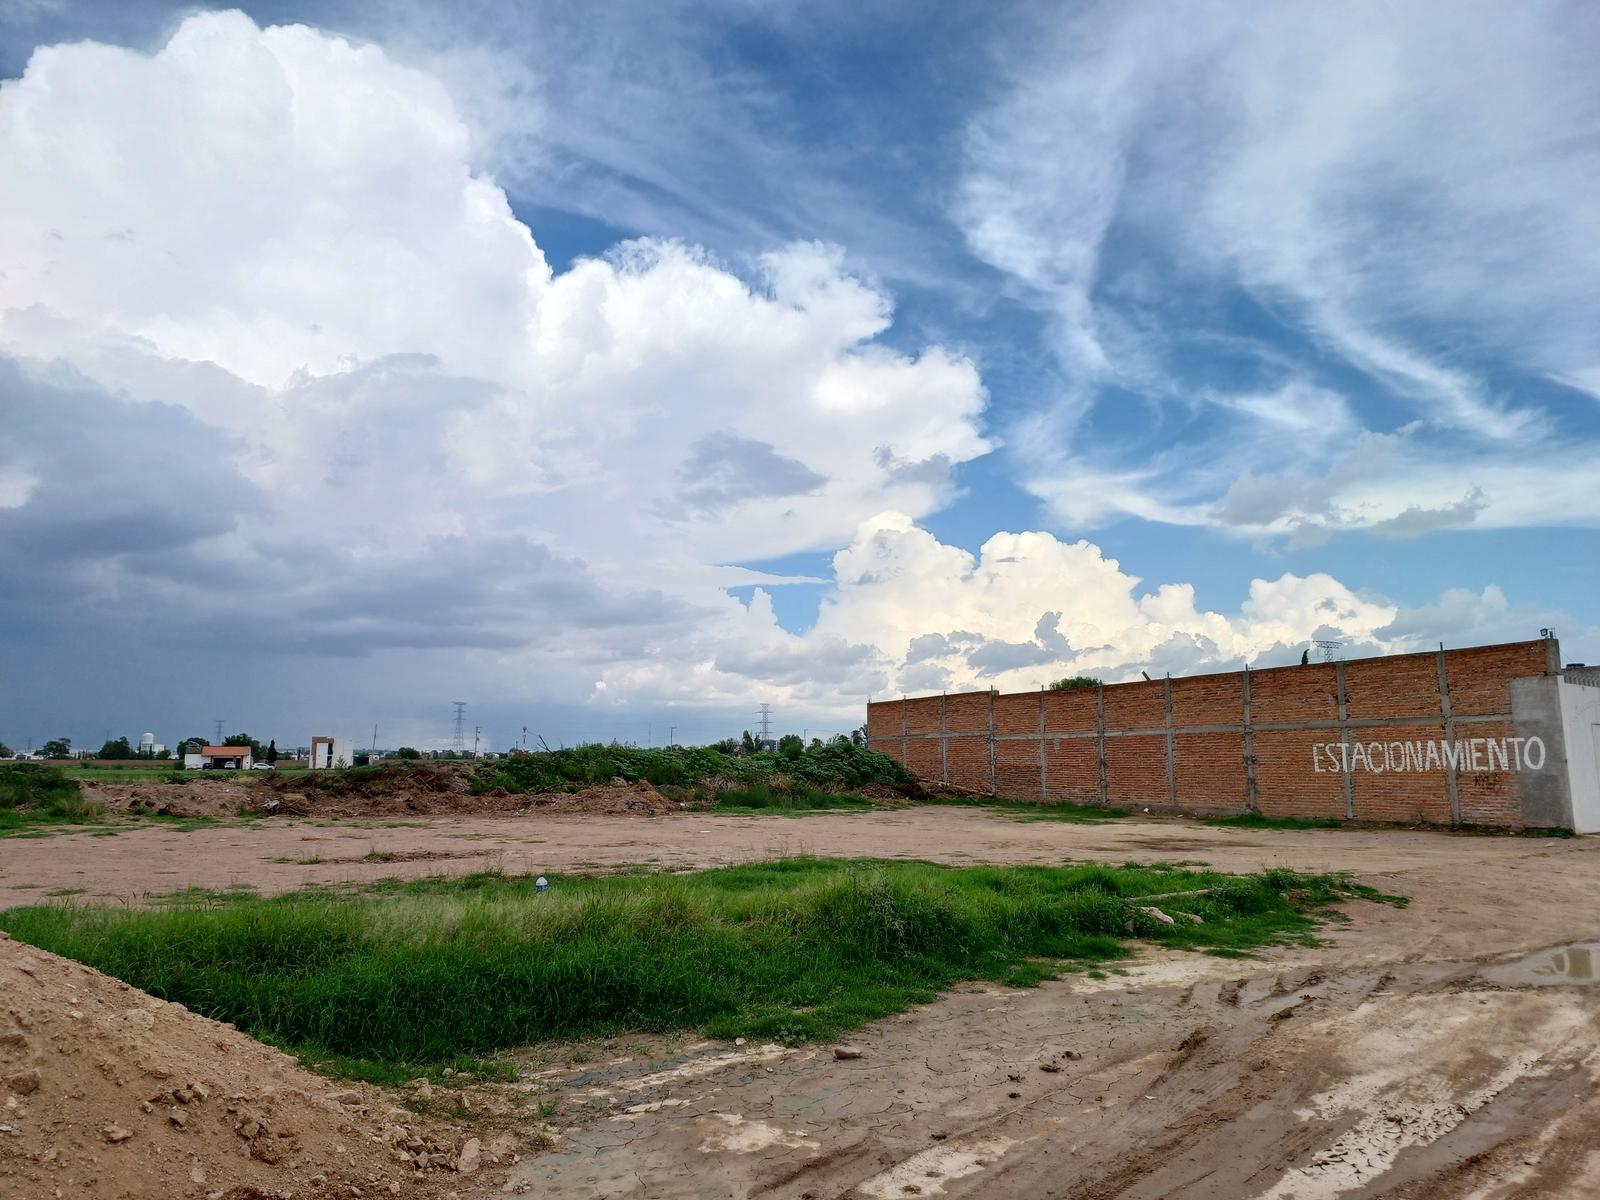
left=0, top=858, right=1387, bottom=1082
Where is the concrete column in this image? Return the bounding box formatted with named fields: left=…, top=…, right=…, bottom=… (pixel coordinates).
left=1038, top=687, right=1047, bottom=802
left=987, top=689, right=997, bottom=796
left=1096, top=685, right=1109, bottom=806
left=940, top=692, right=949, bottom=785
left=1436, top=647, right=1461, bottom=825
left=1242, top=666, right=1259, bottom=813
left=1163, top=676, right=1178, bottom=809
left=1335, top=661, right=1355, bottom=820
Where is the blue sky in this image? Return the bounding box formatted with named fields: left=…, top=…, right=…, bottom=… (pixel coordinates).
left=1, top=1, right=1596, bottom=752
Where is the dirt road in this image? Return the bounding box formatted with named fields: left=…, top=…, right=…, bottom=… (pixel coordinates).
left=5, top=808, right=1598, bottom=1196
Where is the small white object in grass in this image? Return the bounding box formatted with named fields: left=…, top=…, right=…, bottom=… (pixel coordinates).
left=535, top=876, right=549, bottom=894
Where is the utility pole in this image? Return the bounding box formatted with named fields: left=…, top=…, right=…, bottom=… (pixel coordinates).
left=669, top=725, right=676, bottom=747
left=522, top=725, right=528, bottom=750
left=473, top=725, right=481, bottom=758
left=451, top=702, right=466, bottom=755
left=371, top=724, right=378, bottom=752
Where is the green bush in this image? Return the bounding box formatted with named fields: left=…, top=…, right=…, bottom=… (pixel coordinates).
left=471, top=739, right=910, bottom=797
left=0, top=764, right=104, bottom=831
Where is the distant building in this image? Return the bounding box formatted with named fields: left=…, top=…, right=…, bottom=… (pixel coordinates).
left=308, top=736, right=355, bottom=769
left=138, top=732, right=166, bottom=756
left=184, top=745, right=253, bottom=770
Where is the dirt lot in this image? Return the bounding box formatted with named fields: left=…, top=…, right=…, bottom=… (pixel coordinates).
left=4, top=807, right=1599, bottom=1197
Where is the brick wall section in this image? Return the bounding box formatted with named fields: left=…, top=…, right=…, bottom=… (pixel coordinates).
left=1174, top=731, right=1248, bottom=811
left=1446, top=643, right=1549, bottom=717
left=1345, top=653, right=1440, bottom=720
left=1103, top=683, right=1166, bottom=730
left=1170, top=674, right=1244, bottom=727
left=995, top=738, right=1042, bottom=798
left=1346, top=723, right=1453, bottom=824
left=1043, top=688, right=1099, bottom=733
left=945, top=735, right=990, bottom=792
left=993, top=691, right=1041, bottom=736
left=1247, top=664, right=1339, bottom=723
left=944, top=692, right=990, bottom=733
left=903, top=695, right=943, bottom=735
left=905, top=738, right=942, bottom=781
left=868, top=638, right=1560, bottom=828
left=1456, top=720, right=1522, bottom=825
left=1044, top=737, right=1100, bottom=802
left=1106, top=735, right=1169, bottom=807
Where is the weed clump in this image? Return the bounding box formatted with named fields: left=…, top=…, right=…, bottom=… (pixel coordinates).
left=0, top=764, right=104, bottom=833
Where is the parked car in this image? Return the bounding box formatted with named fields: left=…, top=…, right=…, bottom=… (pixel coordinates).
left=250, top=762, right=275, bottom=771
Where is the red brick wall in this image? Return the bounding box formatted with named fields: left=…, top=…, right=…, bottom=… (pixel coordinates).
left=866, top=639, right=1557, bottom=828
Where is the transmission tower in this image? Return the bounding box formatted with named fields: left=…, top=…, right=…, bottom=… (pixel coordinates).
left=1313, top=639, right=1345, bottom=663
left=756, top=703, right=773, bottom=744
left=213, top=718, right=224, bottom=744
left=451, top=702, right=467, bottom=754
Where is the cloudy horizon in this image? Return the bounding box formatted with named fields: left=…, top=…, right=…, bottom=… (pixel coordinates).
left=2, top=1, right=1597, bottom=754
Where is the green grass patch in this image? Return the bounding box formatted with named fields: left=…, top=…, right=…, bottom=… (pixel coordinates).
left=1205, top=812, right=1346, bottom=831
left=0, top=763, right=105, bottom=835
left=1, top=858, right=1378, bottom=1078
left=924, top=795, right=1128, bottom=823
left=712, top=784, right=874, bottom=814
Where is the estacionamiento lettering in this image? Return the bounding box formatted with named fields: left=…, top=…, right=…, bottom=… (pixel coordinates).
left=1312, top=736, right=1547, bottom=774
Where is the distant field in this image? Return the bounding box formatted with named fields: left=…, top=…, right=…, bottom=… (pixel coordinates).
left=58, top=762, right=308, bottom=782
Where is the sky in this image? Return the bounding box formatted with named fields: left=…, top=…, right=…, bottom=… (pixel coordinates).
left=1, top=0, right=1597, bottom=753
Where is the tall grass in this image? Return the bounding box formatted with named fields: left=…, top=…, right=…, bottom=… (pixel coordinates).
left=472, top=739, right=910, bottom=796
left=0, top=859, right=1368, bottom=1074
left=0, top=764, right=104, bottom=834
left=712, top=784, right=873, bottom=813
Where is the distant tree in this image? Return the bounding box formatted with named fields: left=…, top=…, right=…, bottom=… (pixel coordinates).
left=810, top=737, right=823, bottom=750
left=265, top=739, right=278, bottom=765
left=777, top=733, right=804, bottom=759
left=98, top=736, right=136, bottom=760
left=223, top=732, right=264, bottom=758
left=849, top=724, right=867, bottom=746
left=1047, top=676, right=1102, bottom=691
left=710, top=738, right=739, bottom=755
left=394, top=746, right=422, bottom=760
left=740, top=730, right=758, bottom=755
left=0, top=741, right=11, bottom=758
left=41, top=738, right=72, bottom=759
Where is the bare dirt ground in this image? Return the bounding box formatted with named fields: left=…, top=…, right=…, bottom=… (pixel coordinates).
left=0, top=930, right=495, bottom=1200
left=4, top=807, right=1599, bottom=1197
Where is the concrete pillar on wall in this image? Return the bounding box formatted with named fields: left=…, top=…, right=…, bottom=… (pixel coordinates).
left=1436, top=646, right=1461, bottom=825
left=1038, top=686, right=1047, bottom=802
left=1242, top=666, right=1259, bottom=813
left=1096, top=684, right=1109, bottom=806
left=940, top=692, right=949, bottom=785
left=987, top=688, right=997, bottom=796
left=1162, top=676, right=1177, bottom=808
left=1335, top=661, right=1355, bottom=819
left=900, top=696, right=908, bottom=769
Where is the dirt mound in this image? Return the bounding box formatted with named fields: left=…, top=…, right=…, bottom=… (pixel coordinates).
left=256, top=764, right=675, bottom=819
left=520, top=782, right=676, bottom=816
left=87, top=781, right=254, bottom=820
left=0, top=930, right=496, bottom=1199
left=261, top=764, right=521, bottom=819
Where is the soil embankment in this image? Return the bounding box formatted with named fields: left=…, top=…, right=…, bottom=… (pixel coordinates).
left=0, top=931, right=498, bottom=1199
